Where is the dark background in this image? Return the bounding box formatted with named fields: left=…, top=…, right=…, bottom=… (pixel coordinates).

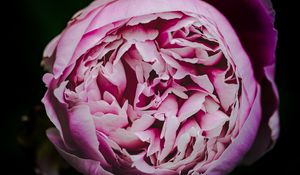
left=2, top=0, right=298, bottom=174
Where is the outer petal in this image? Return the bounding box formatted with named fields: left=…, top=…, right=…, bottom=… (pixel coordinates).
left=203, top=0, right=279, bottom=163
left=67, top=105, right=107, bottom=162
left=42, top=79, right=76, bottom=150
left=203, top=86, right=262, bottom=175
left=42, top=35, right=61, bottom=72
left=47, top=128, right=113, bottom=175
left=242, top=63, right=280, bottom=164
left=52, top=0, right=117, bottom=78
left=204, top=0, right=276, bottom=73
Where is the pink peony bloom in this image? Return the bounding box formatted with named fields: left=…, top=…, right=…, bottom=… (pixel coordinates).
left=42, top=0, right=279, bottom=174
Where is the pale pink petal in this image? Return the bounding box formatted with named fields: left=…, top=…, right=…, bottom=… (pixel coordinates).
left=170, top=38, right=215, bottom=52
left=114, top=41, right=132, bottom=65
left=174, top=119, right=200, bottom=162
left=130, top=114, right=156, bottom=132
left=94, top=113, right=128, bottom=134
left=178, top=92, right=206, bottom=122
left=43, top=35, right=61, bottom=58
left=157, top=94, right=178, bottom=117
left=67, top=105, right=106, bottom=162
left=86, top=79, right=101, bottom=101
left=242, top=65, right=279, bottom=165
left=135, top=128, right=157, bottom=142
left=135, top=41, right=160, bottom=62
left=42, top=85, right=78, bottom=151
left=42, top=73, right=53, bottom=87
left=162, top=49, right=199, bottom=64
left=123, top=48, right=144, bottom=72
left=160, top=52, right=182, bottom=70
left=42, top=35, right=61, bottom=71
left=168, top=47, right=195, bottom=58
left=197, top=110, right=228, bottom=131
left=158, top=115, right=180, bottom=161
left=122, top=25, right=159, bottom=42
left=195, top=49, right=223, bottom=66
left=53, top=81, right=68, bottom=104
left=99, top=39, right=123, bottom=59
left=88, top=100, right=117, bottom=115
left=157, top=12, right=183, bottom=20
left=190, top=74, right=214, bottom=93
left=147, top=130, right=161, bottom=156
left=163, top=17, right=197, bottom=33
left=127, top=14, right=159, bottom=26
left=127, top=12, right=183, bottom=26
left=109, top=128, right=145, bottom=150
left=210, top=71, right=239, bottom=111
left=203, top=97, right=220, bottom=114
left=100, top=61, right=127, bottom=94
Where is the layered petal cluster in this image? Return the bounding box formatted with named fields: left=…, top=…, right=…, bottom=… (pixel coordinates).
left=42, top=0, right=279, bottom=174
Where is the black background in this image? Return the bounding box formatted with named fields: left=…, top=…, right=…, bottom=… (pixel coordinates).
left=2, top=0, right=298, bottom=174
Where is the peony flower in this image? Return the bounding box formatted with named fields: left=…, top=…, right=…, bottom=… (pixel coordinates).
left=42, top=0, right=279, bottom=174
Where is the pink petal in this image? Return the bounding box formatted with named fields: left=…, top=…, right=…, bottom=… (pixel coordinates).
left=67, top=105, right=105, bottom=161
left=72, top=23, right=116, bottom=66
left=190, top=74, right=214, bottom=93
left=170, top=38, right=215, bottom=52
left=195, top=49, right=223, bottom=66
left=109, top=128, right=145, bottom=151
left=88, top=100, right=117, bottom=116
left=43, top=35, right=61, bottom=58
left=127, top=12, right=183, bottom=26
left=135, top=128, right=161, bottom=156
left=100, top=61, right=127, bottom=95
left=121, top=25, right=159, bottom=42
left=130, top=114, right=156, bottom=132
left=94, top=113, right=128, bottom=134
left=42, top=35, right=61, bottom=71
left=114, top=41, right=132, bottom=65
left=168, top=47, right=195, bottom=58
left=175, top=119, right=200, bottom=161
left=47, top=128, right=113, bottom=175
left=158, top=115, right=180, bottom=161
left=178, top=92, right=206, bottom=122
left=157, top=94, right=178, bottom=117
left=53, top=6, right=102, bottom=78
left=42, top=73, right=53, bottom=87
left=203, top=96, right=220, bottom=113
left=160, top=52, right=182, bottom=70
left=210, top=71, right=239, bottom=111
left=96, top=131, right=119, bottom=167
left=197, top=110, right=228, bottom=131
left=163, top=16, right=197, bottom=33
left=86, top=79, right=101, bottom=101
left=127, top=14, right=159, bottom=26
left=135, top=41, right=160, bottom=62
